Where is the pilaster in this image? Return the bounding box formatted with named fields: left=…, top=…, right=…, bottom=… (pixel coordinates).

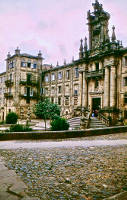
left=104, top=66, right=110, bottom=107
left=110, top=66, right=116, bottom=107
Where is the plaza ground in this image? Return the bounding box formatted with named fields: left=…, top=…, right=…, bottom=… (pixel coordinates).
left=0, top=133, right=127, bottom=199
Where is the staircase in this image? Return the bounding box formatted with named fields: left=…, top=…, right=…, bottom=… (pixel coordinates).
left=89, top=117, right=107, bottom=129
left=68, top=117, right=81, bottom=130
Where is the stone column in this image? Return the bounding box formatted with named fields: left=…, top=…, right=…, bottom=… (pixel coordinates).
left=82, top=72, right=88, bottom=108
left=110, top=66, right=116, bottom=107
left=104, top=66, right=110, bottom=107
left=79, top=72, right=83, bottom=107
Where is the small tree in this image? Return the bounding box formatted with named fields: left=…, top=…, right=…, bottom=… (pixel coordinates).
left=34, top=98, right=60, bottom=130
left=6, top=112, right=18, bottom=124
left=51, top=117, right=69, bottom=131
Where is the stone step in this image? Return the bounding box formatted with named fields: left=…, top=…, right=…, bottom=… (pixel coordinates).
left=89, top=117, right=107, bottom=129
left=68, top=117, right=81, bottom=129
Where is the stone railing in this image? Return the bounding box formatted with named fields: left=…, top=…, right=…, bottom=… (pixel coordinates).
left=98, top=113, right=110, bottom=126
left=80, top=111, right=91, bottom=129
left=85, top=69, right=104, bottom=79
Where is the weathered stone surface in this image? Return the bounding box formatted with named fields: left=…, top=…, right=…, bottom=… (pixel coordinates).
left=0, top=133, right=127, bottom=199
left=0, top=192, right=19, bottom=200
left=104, top=191, right=127, bottom=200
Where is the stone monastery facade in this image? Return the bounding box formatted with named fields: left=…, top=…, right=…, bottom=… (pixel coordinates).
left=0, top=0, right=127, bottom=122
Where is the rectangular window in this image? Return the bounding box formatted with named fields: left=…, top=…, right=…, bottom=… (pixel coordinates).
left=124, top=77, right=127, bottom=86
left=51, top=87, right=55, bottom=95
left=45, top=88, right=48, bottom=95
left=51, top=73, right=55, bottom=81
left=58, top=71, right=62, bottom=80
left=125, top=57, right=127, bottom=66
left=66, top=70, right=70, bottom=79
left=75, top=68, right=79, bottom=78
left=95, top=80, right=99, bottom=88
left=74, top=97, right=78, bottom=105
left=24, top=87, right=27, bottom=96
left=40, top=88, right=44, bottom=95
left=27, top=62, right=31, bottom=68
left=30, top=88, right=33, bottom=96
left=96, top=62, right=99, bottom=71
left=27, top=74, right=31, bottom=83
left=51, top=97, right=54, bottom=104
left=8, top=62, right=14, bottom=69
left=21, top=62, right=27, bottom=67
left=74, top=90, right=78, bottom=96
left=65, top=96, right=69, bottom=105
left=10, top=74, right=12, bottom=81
left=33, top=64, right=37, bottom=69
left=58, top=97, right=61, bottom=105
left=124, top=110, right=127, bottom=119
left=58, top=86, right=62, bottom=93
left=45, top=75, right=49, bottom=82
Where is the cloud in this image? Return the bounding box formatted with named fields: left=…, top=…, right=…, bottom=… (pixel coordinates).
left=0, top=0, right=127, bottom=72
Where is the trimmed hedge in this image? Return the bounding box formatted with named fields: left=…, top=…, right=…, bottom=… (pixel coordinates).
left=6, top=112, right=18, bottom=124
left=8, top=124, right=32, bottom=132
left=51, top=117, right=69, bottom=131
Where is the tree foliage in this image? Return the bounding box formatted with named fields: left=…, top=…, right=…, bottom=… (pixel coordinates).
left=34, top=98, right=60, bottom=130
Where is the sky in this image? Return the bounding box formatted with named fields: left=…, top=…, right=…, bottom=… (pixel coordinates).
left=0, top=0, right=127, bottom=72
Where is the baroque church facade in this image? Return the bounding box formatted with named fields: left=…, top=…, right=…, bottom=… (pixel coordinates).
left=0, top=0, right=127, bottom=123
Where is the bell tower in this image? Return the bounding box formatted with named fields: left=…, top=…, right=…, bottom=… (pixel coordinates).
left=87, top=0, right=110, bottom=50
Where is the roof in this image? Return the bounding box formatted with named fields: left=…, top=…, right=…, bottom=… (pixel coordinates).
left=7, top=53, right=43, bottom=60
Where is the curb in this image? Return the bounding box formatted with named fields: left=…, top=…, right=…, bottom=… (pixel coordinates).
left=0, top=125, right=127, bottom=140
left=104, top=191, right=127, bottom=200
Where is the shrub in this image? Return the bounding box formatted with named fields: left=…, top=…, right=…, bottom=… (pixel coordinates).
left=51, top=117, right=69, bottom=131
left=6, top=112, right=18, bottom=124
left=9, top=124, right=32, bottom=132
left=108, top=116, right=112, bottom=126
left=0, top=121, right=5, bottom=125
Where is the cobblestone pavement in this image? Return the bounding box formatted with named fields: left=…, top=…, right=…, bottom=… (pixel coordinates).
left=0, top=133, right=127, bottom=200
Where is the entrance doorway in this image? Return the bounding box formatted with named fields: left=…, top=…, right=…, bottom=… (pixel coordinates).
left=92, top=98, right=101, bottom=117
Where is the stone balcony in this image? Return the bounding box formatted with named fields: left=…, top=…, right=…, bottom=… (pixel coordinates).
left=19, top=79, right=38, bottom=87
left=5, top=80, right=14, bottom=87
left=4, top=92, right=13, bottom=98
left=85, top=69, right=104, bottom=79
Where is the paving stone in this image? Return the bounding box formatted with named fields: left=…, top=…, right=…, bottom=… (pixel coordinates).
left=104, top=191, right=127, bottom=200
left=0, top=191, right=19, bottom=200
left=0, top=133, right=127, bottom=199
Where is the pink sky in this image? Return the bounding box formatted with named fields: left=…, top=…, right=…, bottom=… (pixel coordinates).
left=0, top=0, right=127, bottom=72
